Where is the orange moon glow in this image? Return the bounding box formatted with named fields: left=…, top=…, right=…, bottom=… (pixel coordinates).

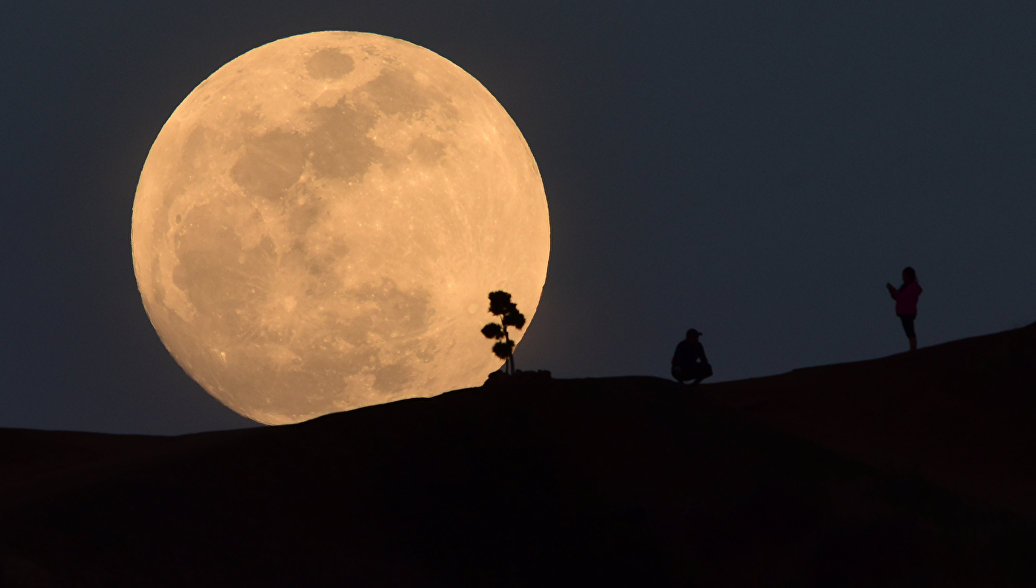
left=131, top=32, right=549, bottom=425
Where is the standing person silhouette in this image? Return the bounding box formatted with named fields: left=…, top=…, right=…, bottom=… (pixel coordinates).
left=886, top=266, right=923, bottom=351
left=671, top=328, right=713, bottom=385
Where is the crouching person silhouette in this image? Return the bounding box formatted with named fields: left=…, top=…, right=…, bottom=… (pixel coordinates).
left=671, top=328, right=713, bottom=385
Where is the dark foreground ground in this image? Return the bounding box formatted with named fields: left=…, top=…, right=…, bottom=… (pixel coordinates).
left=2, top=323, right=1034, bottom=586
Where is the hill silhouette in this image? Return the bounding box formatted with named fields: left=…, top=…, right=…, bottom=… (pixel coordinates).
left=2, top=323, right=1034, bottom=586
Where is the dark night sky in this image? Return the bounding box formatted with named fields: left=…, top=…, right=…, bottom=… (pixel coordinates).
left=2, top=2, right=1033, bottom=434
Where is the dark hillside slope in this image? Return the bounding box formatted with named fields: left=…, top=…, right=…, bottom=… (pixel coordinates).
left=2, top=325, right=1035, bottom=586
left=709, top=321, right=1036, bottom=517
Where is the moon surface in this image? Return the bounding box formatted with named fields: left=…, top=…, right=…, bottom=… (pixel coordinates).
left=131, top=32, right=549, bottom=425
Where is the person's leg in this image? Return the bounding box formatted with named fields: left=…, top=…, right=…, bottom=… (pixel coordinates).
left=900, top=314, right=917, bottom=351
left=671, top=365, right=687, bottom=383
left=688, top=363, right=709, bottom=386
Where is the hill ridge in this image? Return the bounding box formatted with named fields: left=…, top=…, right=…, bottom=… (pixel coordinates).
left=2, top=323, right=1034, bottom=585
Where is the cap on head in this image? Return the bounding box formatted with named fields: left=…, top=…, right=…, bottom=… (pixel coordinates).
left=686, top=328, right=702, bottom=338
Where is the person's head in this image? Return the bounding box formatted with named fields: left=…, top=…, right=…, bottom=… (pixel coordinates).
left=902, top=266, right=916, bottom=284
left=686, top=328, right=702, bottom=341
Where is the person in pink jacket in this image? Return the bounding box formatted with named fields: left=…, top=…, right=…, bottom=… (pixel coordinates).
left=886, top=266, right=922, bottom=351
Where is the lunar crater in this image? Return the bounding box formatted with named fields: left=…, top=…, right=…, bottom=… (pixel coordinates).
left=305, top=48, right=355, bottom=79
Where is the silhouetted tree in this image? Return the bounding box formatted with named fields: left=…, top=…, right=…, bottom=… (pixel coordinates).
left=481, top=290, right=525, bottom=376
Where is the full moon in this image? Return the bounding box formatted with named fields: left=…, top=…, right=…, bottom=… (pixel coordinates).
left=131, top=32, right=549, bottom=425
